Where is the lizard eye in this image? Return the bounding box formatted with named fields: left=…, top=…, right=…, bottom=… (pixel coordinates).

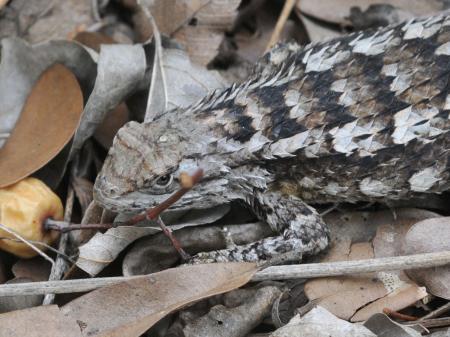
left=155, top=174, right=173, bottom=187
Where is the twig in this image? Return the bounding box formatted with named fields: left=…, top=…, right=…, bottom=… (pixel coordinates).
left=155, top=216, right=190, bottom=260
left=91, top=0, right=101, bottom=21
left=411, top=317, right=450, bottom=329
left=0, top=223, right=54, bottom=265
left=44, top=169, right=204, bottom=233
left=383, top=308, right=418, bottom=321
left=44, top=170, right=203, bottom=261
left=43, top=184, right=75, bottom=305
left=265, top=0, right=296, bottom=52
left=420, top=301, right=450, bottom=320
left=0, top=237, right=74, bottom=263
left=44, top=220, right=116, bottom=232
left=0, top=251, right=449, bottom=296
left=253, top=250, right=450, bottom=281
left=139, top=0, right=169, bottom=122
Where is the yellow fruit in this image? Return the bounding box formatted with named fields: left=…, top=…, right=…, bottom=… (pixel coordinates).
left=0, top=177, right=62, bottom=258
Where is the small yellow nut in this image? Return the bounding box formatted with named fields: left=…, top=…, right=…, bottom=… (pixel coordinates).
left=0, top=177, right=63, bottom=258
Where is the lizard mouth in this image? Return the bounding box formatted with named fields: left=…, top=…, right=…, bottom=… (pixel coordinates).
left=94, top=176, right=187, bottom=213
left=94, top=182, right=165, bottom=213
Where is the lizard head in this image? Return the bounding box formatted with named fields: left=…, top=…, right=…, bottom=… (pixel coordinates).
left=94, top=119, right=231, bottom=213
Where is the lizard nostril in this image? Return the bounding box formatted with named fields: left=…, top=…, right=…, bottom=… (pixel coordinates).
left=108, top=187, right=119, bottom=196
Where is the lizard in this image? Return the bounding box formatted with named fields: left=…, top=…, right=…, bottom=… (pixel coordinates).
left=94, top=14, right=450, bottom=263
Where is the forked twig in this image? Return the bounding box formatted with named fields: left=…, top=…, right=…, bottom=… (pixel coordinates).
left=45, top=169, right=204, bottom=259
left=45, top=169, right=204, bottom=233
left=0, top=223, right=54, bottom=265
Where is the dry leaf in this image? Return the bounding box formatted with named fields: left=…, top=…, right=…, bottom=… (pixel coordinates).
left=73, top=31, right=116, bottom=52
left=78, top=204, right=230, bottom=276
left=271, top=306, right=376, bottom=337
left=0, top=305, right=82, bottom=337
left=234, top=0, right=305, bottom=63
left=0, top=277, right=43, bottom=313
left=298, top=0, right=448, bottom=27
left=76, top=226, right=159, bottom=276
left=68, top=44, right=146, bottom=159
left=364, top=313, right=421, bottom=337
left=93, top=103, right=129, bottom=149
left=12, top=257, right=51, bottom=282
left=144, top=46, right=228, bottom=122
left=297, top=13, right=342, bottom=43
left=304, top=242, right=388, bottom=321
left=61, top=263, right=257, bottom=337
left=131, top=0, right=209, bottom=39
left=72, top=177, right=94, bottom=214
left=70, top=201, right=105, bottom=246
left=122, top=221, right=270, bottom=276
left=351, top=285, right=427, bottom=322
left=325, top=208, right=440, bottom=245
left=403, top=217, right=450, bottom=299
left=296, top=0, right=449, bottom=42
left=0, top=38, right=95, bottom=150
left=136, top=0, right=241, bottom=65
left=305, top=209, right=436, bottom=322
left=0, top=64, right=83, bottom=187
left=2, top=0, right=93, bottom=44
left=183, top=286, right=281, bottom=337
left=73, top=31, right=131, bottom=150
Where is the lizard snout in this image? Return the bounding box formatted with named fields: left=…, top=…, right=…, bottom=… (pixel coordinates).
left=94, top=175, right=121, bottom=201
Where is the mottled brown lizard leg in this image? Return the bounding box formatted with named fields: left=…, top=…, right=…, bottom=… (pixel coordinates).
left=188, top=191, right=329, bottom=263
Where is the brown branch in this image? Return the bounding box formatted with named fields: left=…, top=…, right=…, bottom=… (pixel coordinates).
left=45, top=168, right=204, bottom=233
left=383, top=308, right=418, bottom=321
left=155, top=216, right=190, bottom=260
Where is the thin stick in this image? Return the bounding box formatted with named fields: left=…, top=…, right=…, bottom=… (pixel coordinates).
left=139, top=0, right=169, bottom=122
left=265, top=0, right=297, bottom=52
left=0, top=251, right=449, bottom=296
left=412, top=317, right=450, bottom=329
left=253, top=250, right=450, bottom=281
left=43, top=184, right=75, bottom=305
left=0, top=223, right=54, bottom=265
left=44, top=169, right=204, bottom=233
left=0, top=237, right=74, bottom=263
left=420, top=301, right=450, bottom=320
left=155, top=216, right=190, bottom=260
left=383, top=308, right=418, bottom=321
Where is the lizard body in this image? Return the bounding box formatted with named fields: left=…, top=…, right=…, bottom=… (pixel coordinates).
left=94, top=14, right=450, bottom=262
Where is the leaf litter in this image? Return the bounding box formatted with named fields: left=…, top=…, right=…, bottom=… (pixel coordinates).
left=1, top=1, right=450, bottom=336
left=0, top=64, right=83, bottom=187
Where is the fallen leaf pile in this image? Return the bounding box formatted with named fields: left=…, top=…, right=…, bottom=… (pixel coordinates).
left=0, top=0, right=450, bottom=336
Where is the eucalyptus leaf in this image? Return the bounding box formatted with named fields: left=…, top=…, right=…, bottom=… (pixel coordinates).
left=144, top=44, right=228, bottom=122
left=0, top=38, right=96, bottom=149
left=69, top=44, right=147, bottom=159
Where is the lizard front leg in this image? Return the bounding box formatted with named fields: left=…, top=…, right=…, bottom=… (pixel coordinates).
left=189, top=191, right=330, bottom=263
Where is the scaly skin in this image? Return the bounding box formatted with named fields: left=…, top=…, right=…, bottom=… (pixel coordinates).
left=94, top=14, right=450, bottom=263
